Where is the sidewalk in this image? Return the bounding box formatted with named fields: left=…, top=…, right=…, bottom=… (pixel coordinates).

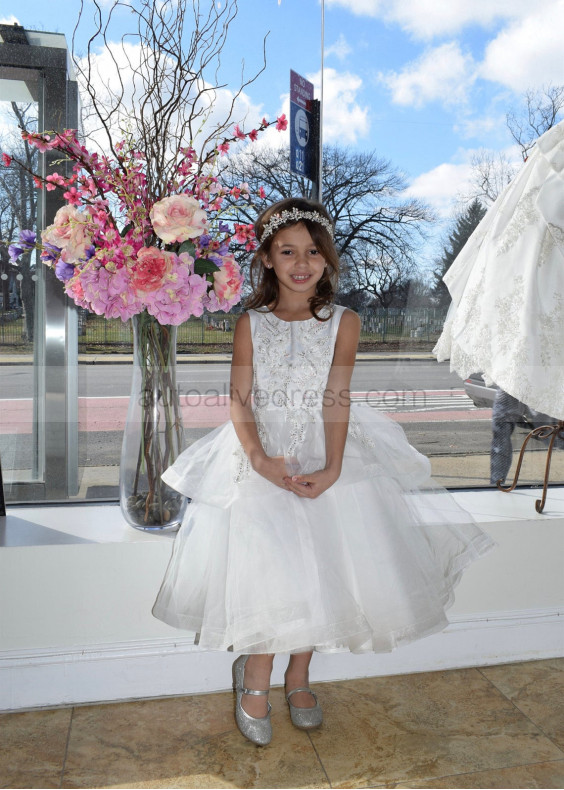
left=0, top=350, right=437, bottom=364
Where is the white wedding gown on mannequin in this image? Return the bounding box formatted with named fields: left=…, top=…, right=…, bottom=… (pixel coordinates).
left=434, top=120, right=564, bottom=421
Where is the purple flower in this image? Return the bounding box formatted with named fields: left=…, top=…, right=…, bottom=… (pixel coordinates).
left=218, top=221, right=230, bottom=234
left=20, top=229, right=36, bottom=246
left=199, top=234, right=211, bottom=248
left=41, top=242, right=62, bottom=263
left=208, top=254, right=223, bottom=267
left=54, top=259, right=75, bottom=282
left=8, top=244, right=23, bottom=261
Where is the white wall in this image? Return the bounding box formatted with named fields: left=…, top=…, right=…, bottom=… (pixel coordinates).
left=1, top=491, right=563, bottom=711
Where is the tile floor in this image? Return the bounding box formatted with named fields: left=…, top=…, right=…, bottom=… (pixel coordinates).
left=1, top=657, right=563, bottom=789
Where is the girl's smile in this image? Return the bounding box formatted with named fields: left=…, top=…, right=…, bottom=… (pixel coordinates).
left=263, top=222, right=326, bottom=299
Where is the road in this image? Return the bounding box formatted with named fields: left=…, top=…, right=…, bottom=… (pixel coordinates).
left=1, top=358, right=497, bottom=472
left=0, top=358, right=466, bottom=399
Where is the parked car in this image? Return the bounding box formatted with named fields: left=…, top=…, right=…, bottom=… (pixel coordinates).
left=464, top=373, right=556, bottom=428
left=463, top=372, right=498, bottom=409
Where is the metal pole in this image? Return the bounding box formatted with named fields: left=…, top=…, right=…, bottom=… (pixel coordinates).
left=318, top=0, right=324, bottom=202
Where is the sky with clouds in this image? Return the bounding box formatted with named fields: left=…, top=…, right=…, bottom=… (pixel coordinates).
left=2, top=0, right=563, bottom=263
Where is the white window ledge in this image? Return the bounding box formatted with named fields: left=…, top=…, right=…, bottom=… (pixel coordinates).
left=2, top=486, right=564, bottom=548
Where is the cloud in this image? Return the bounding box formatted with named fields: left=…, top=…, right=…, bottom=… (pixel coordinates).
left=308, top=67, right=369, bottom=143
left=380, top=0, right=533, bottom=40
left=250, top=66, right=371, bottom=151
left=454, top=113, right=507, bottom=140
left=480, top=3, right=564, bottom=91
left=380, top=42, right=475, bottom=108
left=324, top=34, right=352, bottom=61
left=324, top=0, right=543, bottom=39
left=324, top=0, right=383, bottom=16
left=406, top=161, right=474, bottom=217
left=75, top=41, right=267, bottom=156
left=0, top=15, right=20, bottom=25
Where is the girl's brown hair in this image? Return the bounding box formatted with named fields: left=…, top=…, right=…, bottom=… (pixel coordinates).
left=245, top=197, right=339, bottom=320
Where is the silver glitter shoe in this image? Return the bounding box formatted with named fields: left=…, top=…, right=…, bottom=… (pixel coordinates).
left=285, top=687, right=323, bottom=730
left=232, top=655, right=272, bottom=746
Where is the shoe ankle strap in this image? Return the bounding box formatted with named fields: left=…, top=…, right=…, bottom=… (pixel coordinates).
left=241, top=687, right=269, bottom=696
left=286, top=687, right=317, bottom=701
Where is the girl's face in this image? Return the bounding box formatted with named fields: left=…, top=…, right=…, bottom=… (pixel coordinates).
left=263, top=222, right=326, bottom=299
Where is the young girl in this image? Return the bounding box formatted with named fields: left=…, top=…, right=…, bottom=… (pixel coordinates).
left=153, top=197, right=494, bottom=746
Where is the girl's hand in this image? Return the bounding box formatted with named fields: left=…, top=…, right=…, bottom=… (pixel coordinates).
left=284, top=468, right=340, bottom=499
left=253, top=455, right=293, bottom=490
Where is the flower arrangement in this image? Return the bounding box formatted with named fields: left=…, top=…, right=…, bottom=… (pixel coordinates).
left=3, top=114, right=288, bottom=531
left=6, top=114, right=288, bottom=323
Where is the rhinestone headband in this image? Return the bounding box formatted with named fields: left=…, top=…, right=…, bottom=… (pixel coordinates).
left=259, top=208, right=334, bottom=244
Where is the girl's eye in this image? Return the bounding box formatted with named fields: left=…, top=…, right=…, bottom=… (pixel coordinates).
left=309, top=249, right=319, bottom=256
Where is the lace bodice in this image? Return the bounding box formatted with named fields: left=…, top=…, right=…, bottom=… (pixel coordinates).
left=232, top=306, right=345, bottom=480
left=249, top=306, right=344, bottom=417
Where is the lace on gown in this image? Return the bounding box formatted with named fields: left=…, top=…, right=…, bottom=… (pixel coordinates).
left=434, top=120, right=564, bottom=421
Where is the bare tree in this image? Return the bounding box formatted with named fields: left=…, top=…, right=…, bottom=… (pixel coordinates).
left=346, top=243, right=417, bottom=308
left=72, top=0, right=268, bottom=195
left=506, top=84, right=564, bottom=161
left=466, top=149, right=517, bottom=205
left=0, top=104, right=38, bottom=341
left=220, top=145, right=433, bottom=305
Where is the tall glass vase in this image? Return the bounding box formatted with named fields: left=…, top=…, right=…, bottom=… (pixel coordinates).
left=119, top=312, right=187, bottom=532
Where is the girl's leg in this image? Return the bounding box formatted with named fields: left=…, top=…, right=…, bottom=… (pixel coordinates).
left=284, top=650, right=316, bottom=708
left=241, top=653, right=274, bottom=718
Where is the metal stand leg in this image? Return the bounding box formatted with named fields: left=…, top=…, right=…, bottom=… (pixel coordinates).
left=496, top=421, right=564, bottom=513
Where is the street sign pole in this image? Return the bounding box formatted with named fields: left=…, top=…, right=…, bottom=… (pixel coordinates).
left=311, top=99, right=321, bottom=202
left=289, top=69, right=321, bottom=199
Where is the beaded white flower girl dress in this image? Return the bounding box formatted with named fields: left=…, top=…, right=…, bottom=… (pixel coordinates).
left=153, top=305, right=494, bottom=654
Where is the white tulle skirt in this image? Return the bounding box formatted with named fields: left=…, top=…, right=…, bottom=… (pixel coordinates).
left=152, top=404, right=495, bottom=654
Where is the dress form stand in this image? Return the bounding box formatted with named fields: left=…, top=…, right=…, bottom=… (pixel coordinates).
left=496, top=421, right=564, bottom=513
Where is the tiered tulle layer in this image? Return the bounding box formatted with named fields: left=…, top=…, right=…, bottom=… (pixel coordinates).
left=153, top=404, right=494, bottom=654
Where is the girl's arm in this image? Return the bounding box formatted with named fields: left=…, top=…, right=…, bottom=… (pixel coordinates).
left=230, top=313, right=290, bottom=489
left=286, top=309, right=361, bottom=499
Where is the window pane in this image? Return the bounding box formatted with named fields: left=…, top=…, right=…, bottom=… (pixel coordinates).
left=0, top=69, right=45, bottom=501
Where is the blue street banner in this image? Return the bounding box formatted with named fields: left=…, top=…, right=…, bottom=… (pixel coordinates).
left=290, top=70, right=317, bottom=181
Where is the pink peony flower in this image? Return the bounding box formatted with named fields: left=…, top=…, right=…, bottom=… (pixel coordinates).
left=150, top=194, right=208, bottom=244
left=61, top=223, right=93, bottom=264
left=207, top=254, right=243, bottom=311
left=145, top=253, right=209, bottom=324
left=2, top=153, right=11, bottom=167
left=131, top=246, right=174, bottom=294
left=234, top=124, right=246, bottom=140
left=217, top=142, right=229, bottom=156
left=276, top=114, right=288, bottom=131
left=42, top=205, right=93, bottom=263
